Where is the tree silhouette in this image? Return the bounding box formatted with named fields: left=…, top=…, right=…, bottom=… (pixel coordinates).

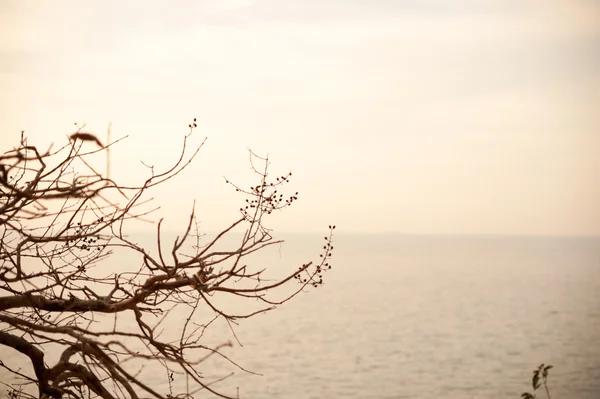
left=0, top=120, right=335, bottom=399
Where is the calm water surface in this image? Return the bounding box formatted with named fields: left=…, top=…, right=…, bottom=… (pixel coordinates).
left=2, top=235, right=599, bottom=398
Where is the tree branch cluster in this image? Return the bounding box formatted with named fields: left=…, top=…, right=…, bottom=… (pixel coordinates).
left=0, top=121, right=334, bottom=399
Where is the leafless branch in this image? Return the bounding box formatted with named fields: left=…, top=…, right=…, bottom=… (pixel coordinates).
left=0, top=119, right=335, bottom=399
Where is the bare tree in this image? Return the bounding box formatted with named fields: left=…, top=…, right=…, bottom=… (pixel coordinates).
left=0, top=120, right=335, bottom=399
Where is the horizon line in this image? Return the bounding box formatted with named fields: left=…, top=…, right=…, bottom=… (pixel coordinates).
left=123, top=230, right=600, bottom=240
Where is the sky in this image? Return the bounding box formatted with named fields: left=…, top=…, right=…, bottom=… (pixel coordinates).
left=1, top=0, right=599, bottom=236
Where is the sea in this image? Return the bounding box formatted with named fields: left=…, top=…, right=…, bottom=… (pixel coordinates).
left=1, top=234, right=599, bottom=399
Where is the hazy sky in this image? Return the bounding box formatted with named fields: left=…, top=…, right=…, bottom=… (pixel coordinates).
left=1, top=1, right=599, bottom=236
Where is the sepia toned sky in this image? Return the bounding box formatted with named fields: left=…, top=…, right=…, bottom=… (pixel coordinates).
left=1, top=1, right=599, bottom=236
